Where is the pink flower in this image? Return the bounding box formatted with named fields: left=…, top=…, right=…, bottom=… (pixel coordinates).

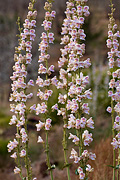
left=89, top=152, right=96, bottom=160
left=11, top=152, right=17, bottom=159
left=82, top=103, right=89, bottom=114
left=38, top=64, right=47, bottom=74
left=86, top=164, right=93, bottom=172
left=51, top=11, right=56, bottom=18
left=14, top=167, right=21, bottom=174
left=37, top=136, right=44, bottom=143
left=52, top=104, right=58, bottom=111
left=107, top=106, right=112, bottom=113
left=45, top=118, right=52, bottom=130
left=48, top=65, right=55, bottom=72
left=36, top=76, right=44, bottom=87
left=28, top=79, right=34, bottom=86
left=30, top=104, right=36, bottom=111
left=69, top=133, right=79, bottom=144
left=78, top=168, right=85, bottom=179
left=20, top=149, right=26, bottom=157
left=36, top=121, right=45, bottom=131
left=7, top=139, right=18, bottom=152
left=9, top=115, right=17, bottom=125
left=111, top=138, right=118, bottom=149
left=87, top=117, right=94, bottom=129
left=82, top=130, right=93, bottom=146
left=48, top=33, right=54, bottom=43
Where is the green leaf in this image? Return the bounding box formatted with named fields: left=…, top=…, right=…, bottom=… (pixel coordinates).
left=84, top=165, right=88, bottom=171
left=107, top=165, right=115, bottom=169
left=47, top=164, right=56, bottom=171
left=51, top=164, right=56, bottom=169
left=75, top=169, right=79, bottom=175
left=62, top=163, right=72, bottom=169
left=107, top=164, right=120, bottom=169
left=115, top=165, right=120, bottom=169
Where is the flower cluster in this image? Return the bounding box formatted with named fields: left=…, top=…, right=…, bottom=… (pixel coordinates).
left=106, top=3, right=120, bottom=158
left=52, top=0, right=95, bottom=179
left=8, top=1, right=37, bottom=179
left=70, top=148, right=95, bottom=180
left=36, top=118, right=52, bottom=131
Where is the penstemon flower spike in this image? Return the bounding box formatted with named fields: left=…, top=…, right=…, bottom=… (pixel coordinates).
left=54, top=1, right=75, bottom=180
left=8, top=0, right=37, bottom=179
left=66, top=1, right=95, bottom=179
left=107, top=0, right=120, bottom=179
left=33, top=0, right=56, bottom=179
left=53, top=0, right=96, bottom=179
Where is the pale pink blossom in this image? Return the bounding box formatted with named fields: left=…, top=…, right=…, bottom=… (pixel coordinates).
left=14, top=167, right=21, bottom=174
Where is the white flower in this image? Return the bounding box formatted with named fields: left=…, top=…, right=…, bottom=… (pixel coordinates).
left=20, top=149, right=26, bottom=157
left=14, top=166, right=21, bottom=174
left=10, top=152, right=17, bottom=159
left=37, top=136, right=44, bottom=143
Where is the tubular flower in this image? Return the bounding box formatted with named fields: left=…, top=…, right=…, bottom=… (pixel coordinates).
left=8, top=0, right=37, bottom=179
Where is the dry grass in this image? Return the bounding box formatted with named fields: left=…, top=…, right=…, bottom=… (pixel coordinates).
left=89, top=137, right=113, bottom=180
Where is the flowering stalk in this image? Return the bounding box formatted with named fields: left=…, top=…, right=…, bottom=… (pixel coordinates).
left=52, top=1, right=75, bottom=179
left=66, top=1, right=95, bottom=179
left=31, top=1, right=56, bottom=179
left=8, top=1, right=37, bottom=179
left=53, top=0, right=96, bottom=179
left=106, top=0, right=120, bottom=179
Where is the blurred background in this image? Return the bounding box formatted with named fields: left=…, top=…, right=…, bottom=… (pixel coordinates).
left=0, top=0, right=120, bottom=179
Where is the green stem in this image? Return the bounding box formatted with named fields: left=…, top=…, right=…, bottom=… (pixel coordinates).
left=44, top=32, right=54, bottom=180
left=111, top=98, right=115, bottom=180
left=78, top=102, right=83, bottom=157
left=61, top=56, right=71, bottom=180
left=76, top=129, right=81, bottom=157
left=16, top=127, right=24, bottom=179
left=108, top=1, right=116, bottom=180
left=117, top=167, right=119, bottom=180
left=25, top=142, right=31, bottom=180
left=24, top=113, right=32, bottom=180
left=110, top=0, right=113, bottom=5
left=46, top=130, right=54, bottom=180
left=117, top=148, right=120, bottom=180
left=63, top=128, right=71, bottom=180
